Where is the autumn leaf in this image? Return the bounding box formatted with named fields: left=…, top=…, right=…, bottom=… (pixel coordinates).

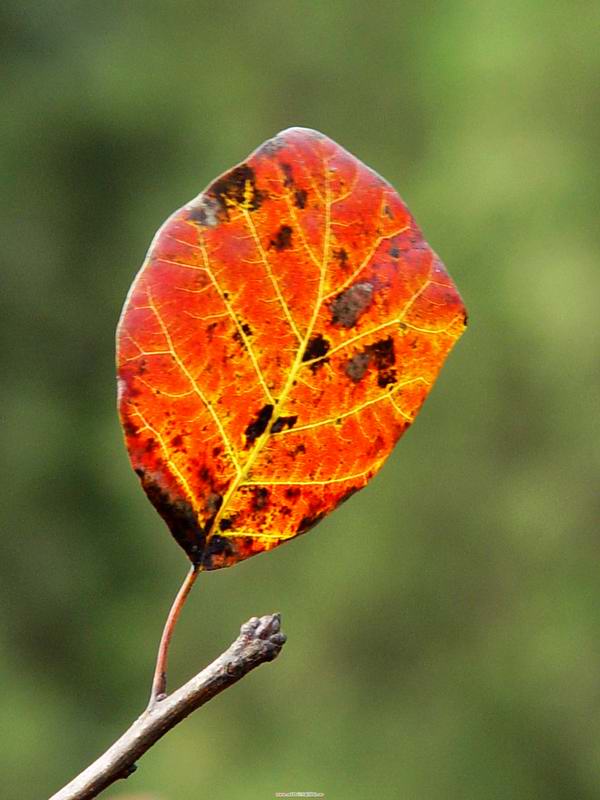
left=116, top=127, right=466, bottom=570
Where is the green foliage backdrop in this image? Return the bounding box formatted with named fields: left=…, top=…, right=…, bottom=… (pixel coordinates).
left=2, top=2, right=599, bottom=798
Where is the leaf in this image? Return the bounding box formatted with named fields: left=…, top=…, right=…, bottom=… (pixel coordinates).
left=116, top=128, right=467, bottom=570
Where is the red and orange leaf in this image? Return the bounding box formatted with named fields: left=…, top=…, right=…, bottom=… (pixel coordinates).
left=116, top=128, right=466, bottom=570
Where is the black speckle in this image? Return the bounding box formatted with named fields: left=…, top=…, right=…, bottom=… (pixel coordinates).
left=209, top=163, right=265, bottom=215
left=389, top=246, right=400, bottom=258
left=302, top=333, right=330, bottom=362
left=241, top=322, right=253, bottom=336
left=297, top=512, right=326, bottom=534
left=219, top=517, right=233, bottom=531
left=271, top=415, right=298, bottom=434
left=251, top=487, right=270, bottom=511
left=345, top=352, right=370, bottom=383
left=269, top=225, right=293, bottom=251
left=330, top=282, right=374, bottom=328
left=294, top=188, right=307, bottom=209
left=383, top=204, right=394, bottom=219
left=245, top=404, right=274, bottom=445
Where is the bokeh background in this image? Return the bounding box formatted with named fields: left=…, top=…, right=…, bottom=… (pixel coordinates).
left=2, top=2, right=599, bottom=798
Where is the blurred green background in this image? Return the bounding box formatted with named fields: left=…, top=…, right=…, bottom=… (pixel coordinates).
left=2, top=2, right=599, bottom=798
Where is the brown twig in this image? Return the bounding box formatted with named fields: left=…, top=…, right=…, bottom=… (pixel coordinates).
left=48, top=614, right=286, bottom=800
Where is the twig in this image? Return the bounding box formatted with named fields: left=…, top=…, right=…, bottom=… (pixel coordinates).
left=48, top=614, right=287, bottom=800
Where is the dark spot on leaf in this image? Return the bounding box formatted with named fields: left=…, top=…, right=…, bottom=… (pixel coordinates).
left=199, top=466, right=211, bottom=482
left=336, top=486, right=360, bottom=507
left=171, top=434, right=183, bottom=448
left=212, top=446, right=222, bottom=458
left=251, top=487, right=270, bottom=511
left=137, top=470, right=205, bottom=563
left=209, top=163, right=265, bottom=214
left=333, top=248, right=348, bottom=267
left=245, top=404, right=274, bottom=445
left=271, top=415, right=298, bottom=434
left=389, top=246, right=400, bottom=258
left=377, top=369, right=397, bottom=388
left=345, top=336, right=396, bottom=384
left=241, top=322, right=253, bottom=336
left=294, top=188, right=307, bottom=208
left=383, top=204, right=394, bottom=219
left=144, top=438, right=158, bottom=453
left=269, top=225, right=293, bottom=251
left=369, top=336, right=395, bottom=370
left=292, top=443, right=306, bottom=456
left=206, top=321, right=219, bottom=342
left=280, top=162, right=294, bottom=187
left=124, top=420, right=138, bottom=438
left=298, top=512, right=326, bottom=534
left=302, top=333, right=330, bottom=362
left=330, top=282, right=374, bottom=328
left=309, top=357, right=329, bottom=374
left=219, top=517, right=233, bottom=531
left=345, top=352, right=370, bottom=383
left=205, top=492, right=223, bottom=515
left=202, top=535, right=235, bottom=569
left=285, top=486, right=301, bottom=501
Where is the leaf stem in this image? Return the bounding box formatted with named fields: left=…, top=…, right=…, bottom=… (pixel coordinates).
left=148, top=563, right=199, bottom=706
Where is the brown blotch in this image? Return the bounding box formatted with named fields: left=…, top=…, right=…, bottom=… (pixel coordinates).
left=251, top=487, right=270, bottom=511
left=209, top=163, right=265, bottom=214
left=271, top=415, right=298, bottom=434
left=345, top=336, right=396, bottom=385
left=285, top=486, right=301, bottom=501
left=137, top=469, right=205, bottom=563
left=330, top=282, right=374, bottom=328
left=302, top=333, right=330, bottom=362
left=269, top=225, right=293, bottom=251
left=201, top=535, right=236, bottom=570
left=336, top=486, right=360, bottom=508
left=205, top=492, right=223, bottom=516
left=245, top=404, right=274, bottom=446
left=297, top=512, right=326, bottom=534
left=294, top=188, right=308, bottom=209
